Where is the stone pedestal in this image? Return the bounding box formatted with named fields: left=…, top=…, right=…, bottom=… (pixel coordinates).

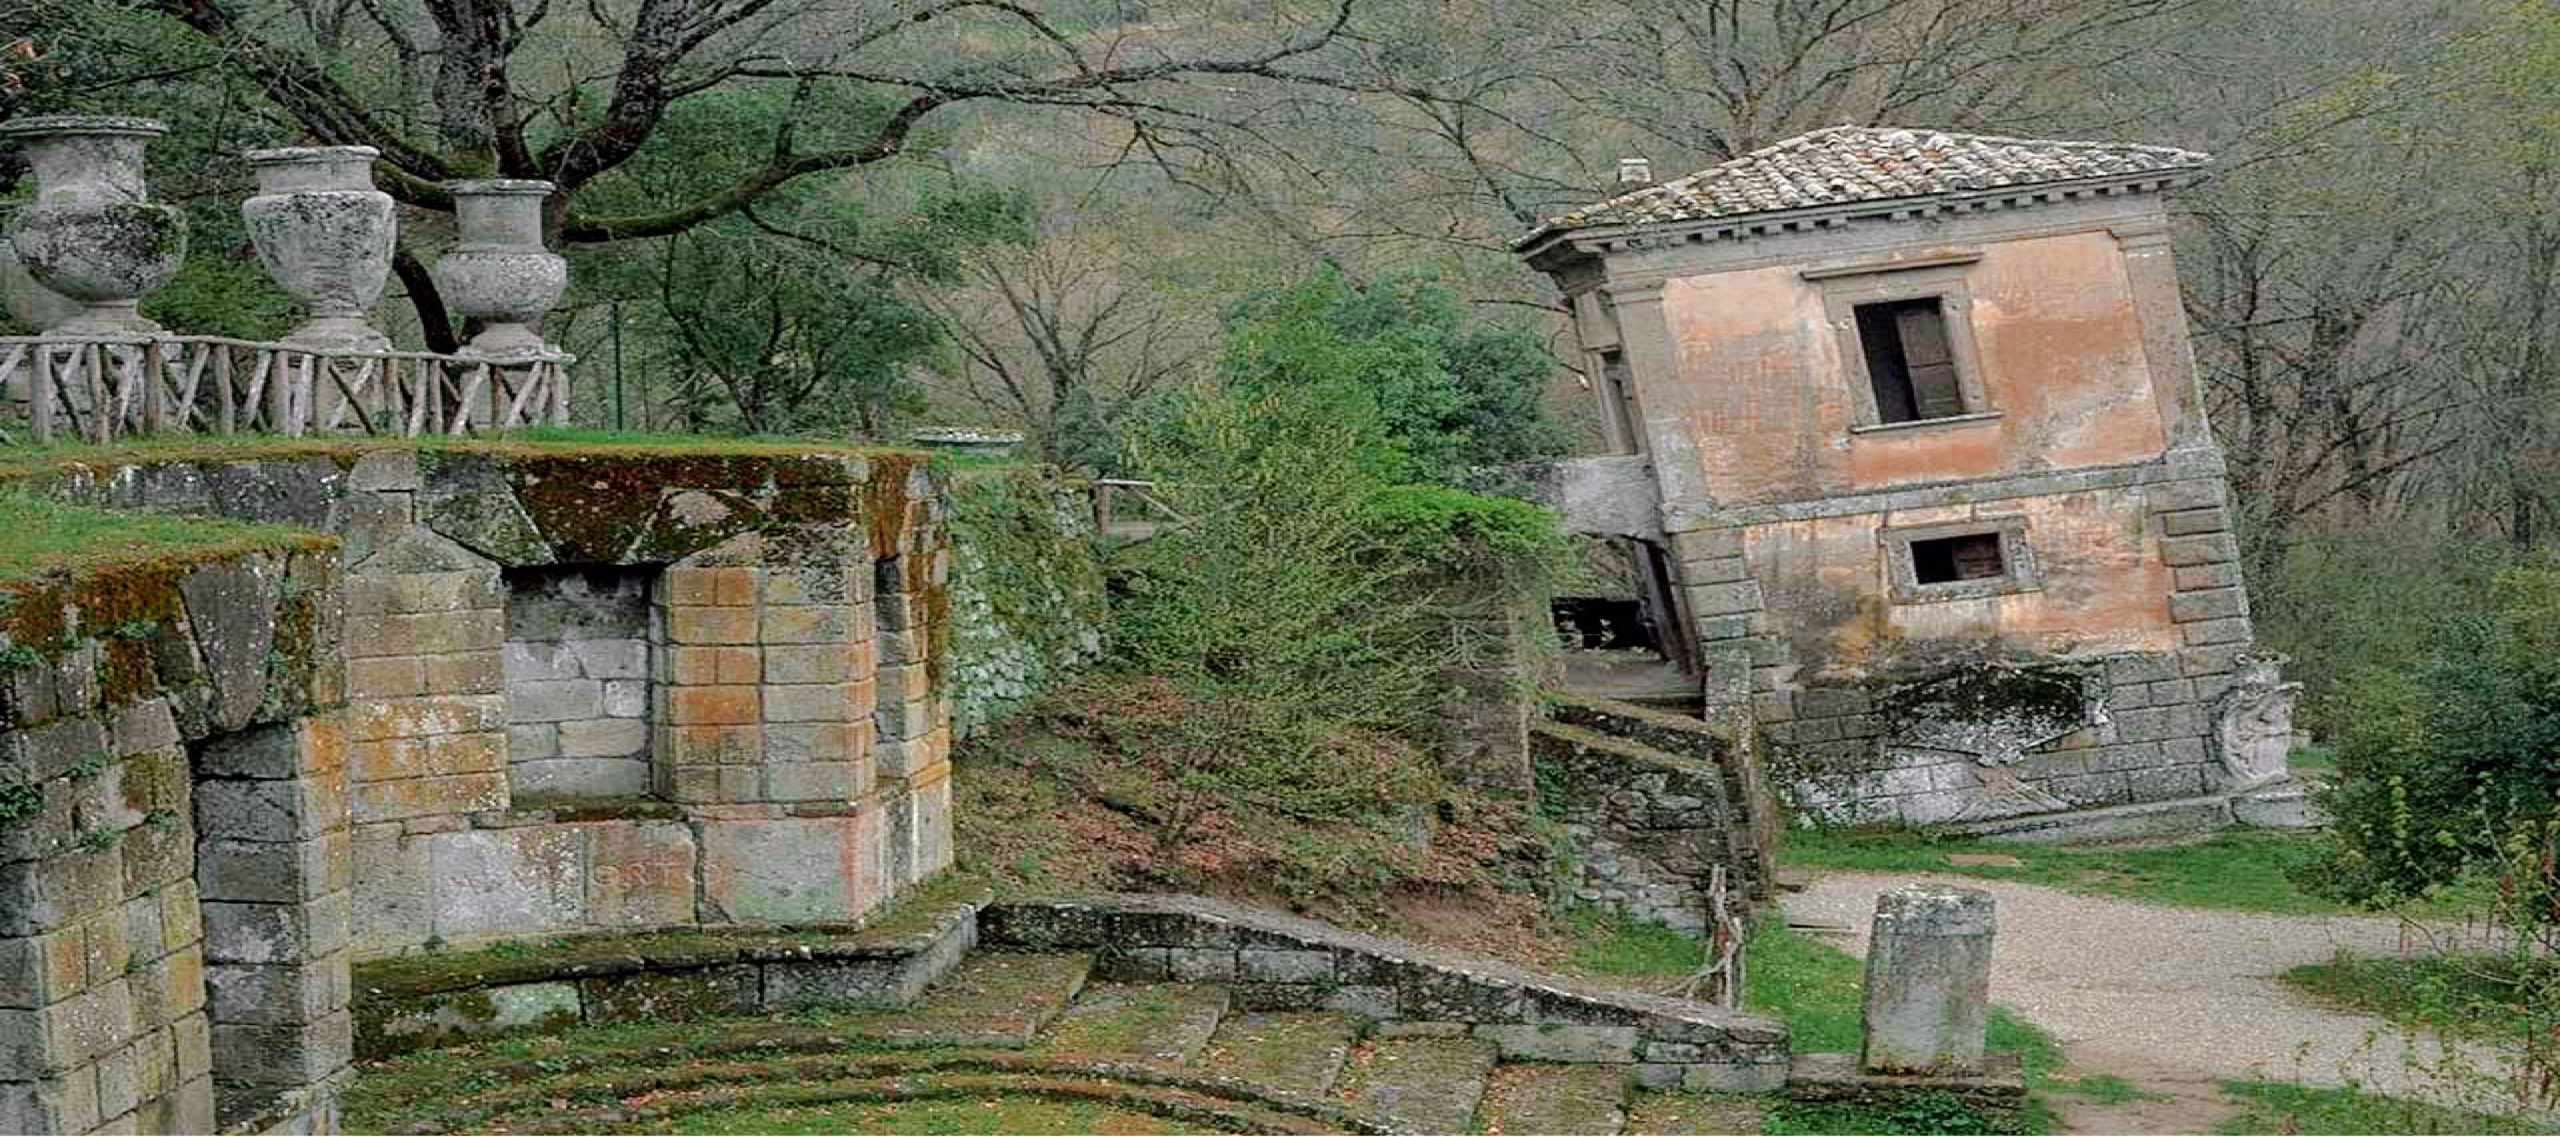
left=1859, top=884, right=1995, bottom=1074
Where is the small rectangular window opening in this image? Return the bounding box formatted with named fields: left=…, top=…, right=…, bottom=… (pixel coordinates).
left=1911, top=533, right=2007, bottom=585
left=1855, top=298, right=1965, bottom=424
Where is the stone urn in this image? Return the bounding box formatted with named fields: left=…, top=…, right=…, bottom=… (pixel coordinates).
left=0, top=212, right=84, bottom=332
left=432, top=179, right=566, bottom=358
left=242, top=146, right=394, bottom=351
left=0, top=116, right=187, bottom=335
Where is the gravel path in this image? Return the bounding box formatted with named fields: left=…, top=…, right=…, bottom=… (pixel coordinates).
left=1783, top=871, right=2526, bottom=1128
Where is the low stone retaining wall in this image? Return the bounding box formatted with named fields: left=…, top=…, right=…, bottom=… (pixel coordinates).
left=353, top=879, right=986, bottom=1058
left=979, top=893, right=1791, bottom=1092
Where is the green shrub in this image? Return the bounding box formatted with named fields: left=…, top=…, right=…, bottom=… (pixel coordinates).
left=2301, top=559, right=2560, bottom=927
left=1106, top=381, right=1563, bottom=825
left=1213, top=267, right=1570, bottom=487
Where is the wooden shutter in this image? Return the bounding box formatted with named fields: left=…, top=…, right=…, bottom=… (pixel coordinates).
left=1895, top=302, right=1965, bottom=419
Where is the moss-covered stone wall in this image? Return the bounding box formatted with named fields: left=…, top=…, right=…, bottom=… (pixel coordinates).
left=0, top=516, right=349, bottom=1135
left=0, top=438, right=979, bottom=1135
left=941, top=467, right=1105, bottom=739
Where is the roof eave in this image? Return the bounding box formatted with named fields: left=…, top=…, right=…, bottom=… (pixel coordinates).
left=1513, top=166, right=2208, bottom=262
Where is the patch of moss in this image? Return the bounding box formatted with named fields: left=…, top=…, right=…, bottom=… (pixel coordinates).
left=863, top=452, right=925, bottom=560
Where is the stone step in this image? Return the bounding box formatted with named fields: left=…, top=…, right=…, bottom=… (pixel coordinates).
left=1333, top=1036, right=1500, bottom=1134
left=842, top=950, right=1091, bottom=1047
left=1195, top=1010, right=1363, bottom=1099
left=1037, top=981, right=1233, bottom=1067
left=1620, top=1090, right=1767, bottom=1135
left=494, top=1069, right=1352, bottom=1136
left=1478, top=1063, right=1629, bottom=1135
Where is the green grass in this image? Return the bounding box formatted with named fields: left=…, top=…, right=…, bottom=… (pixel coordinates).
left=2281, top=952, right=2554, bottom=1042
left=1781, top=826, right=2348, bottom=914
left=0, top=428, right=930, bottom=482
left=1570, top=913, right=2056, bottom=1135
left=1763, top=1091, right=2025, bottom=1135
left=0, top=491, right=321, bottom=583
left=657, top=1097, right=1195, bottom=1135
left=2215, top=1079, right=2546, bottom=1135
left=1741, top=921, right=2060, bottom=1073
left=2288, top=746, right=2340, bottom=777
left=2049, top=1073, right=2167, bottom=1104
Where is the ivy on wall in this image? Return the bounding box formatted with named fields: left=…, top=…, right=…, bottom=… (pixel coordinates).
left=942, top=464, right=1108, bottom=738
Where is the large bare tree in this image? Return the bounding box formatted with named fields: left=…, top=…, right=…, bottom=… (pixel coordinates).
left=126, top=0, right=1360, bottom=345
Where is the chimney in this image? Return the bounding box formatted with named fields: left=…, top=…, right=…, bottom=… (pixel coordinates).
left=1617, top=157, right=1653, bottom=187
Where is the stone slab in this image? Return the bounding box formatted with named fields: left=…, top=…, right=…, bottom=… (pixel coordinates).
left=1336, top=1036, right=1499, bottom=1134
left=1035, top=982, right=1230, bottom=1067
left=1196, top=1011, right=1361, bottom=1098
left=1478, top=1063, right=1627, bottom=1136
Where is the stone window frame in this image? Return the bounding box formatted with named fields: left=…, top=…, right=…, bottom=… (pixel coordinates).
left=1809, top=257, right=1998, bottom=433
left=1881, top=515, right=2043, bottom=604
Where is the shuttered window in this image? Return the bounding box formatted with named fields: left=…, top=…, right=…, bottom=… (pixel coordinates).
left=1854, top=298, right=1966, bottom=423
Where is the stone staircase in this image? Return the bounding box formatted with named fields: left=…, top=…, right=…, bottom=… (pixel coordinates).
left=351, top=890, right=1797, bottom=1134
left=1532, top=692, right=1781, bottom=926
left=357, top=948, right=1762, bottom=1134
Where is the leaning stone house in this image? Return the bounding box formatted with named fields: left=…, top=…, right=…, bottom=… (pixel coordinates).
left=1517, top=127, right=2299, bottom=832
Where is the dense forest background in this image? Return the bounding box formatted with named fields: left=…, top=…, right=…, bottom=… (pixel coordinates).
left=3, top=0, right=2558, bottom=734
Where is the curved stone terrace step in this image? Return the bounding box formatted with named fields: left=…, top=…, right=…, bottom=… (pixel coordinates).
left=1481, top=1063, right=1634, bottom=1134
left=488, top=1069, right=1353, bottom=1135
left=1333, top=1036, right=1500, bottom=1134
left=355, top=1032, right=1393, bottom=1134
left=981, top=893, right=1792, bottom=1093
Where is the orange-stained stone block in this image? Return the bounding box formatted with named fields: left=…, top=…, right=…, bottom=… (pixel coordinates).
left=659, top=723, right=762, bottom=766
left=668, top=606, right=757, bottom=645
left=297, top=712, right=349, bottom=776
left=668, top=646, right=761, bottom=685
left=668, top=685, right=759, bottom=725
left=352, top=695, right=507, bottom=742
left=421, top=651, right=504, bottom=695
left=348, top=656, right=424, bottom=699
left=666, top=566, right=757, bottom=607
left=354, top=773, right=506, bottom=824
left=352, top=739, right=420, bottom=783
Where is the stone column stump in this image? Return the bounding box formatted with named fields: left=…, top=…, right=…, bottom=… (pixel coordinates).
left=1859, top=883, right=1995, bottom=1074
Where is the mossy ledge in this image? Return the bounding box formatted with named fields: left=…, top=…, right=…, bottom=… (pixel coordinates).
left=353, top=875, right=990, bottom=1059
left=359, top=873, right=991, bottom=999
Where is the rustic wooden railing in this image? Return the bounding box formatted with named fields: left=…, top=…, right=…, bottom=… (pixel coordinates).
left=1090, top=477, right=1189, bottom=539
left=0, top=334, right=573, bottom=443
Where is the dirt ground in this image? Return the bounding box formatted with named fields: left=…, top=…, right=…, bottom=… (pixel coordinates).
left=1783, top=871, right=2523, bottom=1134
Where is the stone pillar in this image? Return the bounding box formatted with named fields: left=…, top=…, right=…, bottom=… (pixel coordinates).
left=194, top=714, right=355, bottom=1128
left=1859, top=884, right=1995, bottom=1074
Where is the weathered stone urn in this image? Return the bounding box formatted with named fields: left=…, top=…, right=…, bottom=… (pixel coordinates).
left=432, top=179, right=566, bottom=358
left=0, top=116, right=187, bottom=334
left=243, top=145, right=394, bottom=351
left=0, top=213, right=84, bottom=332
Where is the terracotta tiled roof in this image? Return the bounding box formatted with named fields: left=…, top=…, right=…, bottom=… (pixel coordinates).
left=1520, top=125, right=2210, bottom=245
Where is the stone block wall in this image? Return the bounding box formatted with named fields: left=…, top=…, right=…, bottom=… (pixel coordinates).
left=981, top=894, right=1792, bottom=1092
left=1674, top=471, right=2253, bottom=826
left=943, top=467, right=1106, bottom=740
left=0, top=441, right=961, bottom=1136
left=503, top=566, right=653, bottom=798
left=1532, top=694, right=1767, bottom=932
left=295, top=446, right=952, bottom=951
left=0, top=537, right=348, bottom=1135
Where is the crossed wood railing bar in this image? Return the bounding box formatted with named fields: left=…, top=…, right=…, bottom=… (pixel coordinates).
left=0, top=334, right=574, bottom=443
left=1091, top=477, right=1189, bottom=539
